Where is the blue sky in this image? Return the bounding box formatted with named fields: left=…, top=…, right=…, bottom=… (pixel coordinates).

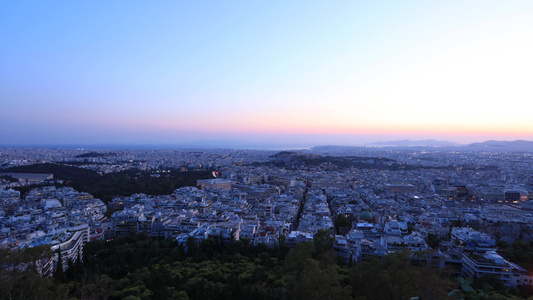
left=2, top=1, right=533, bottom=147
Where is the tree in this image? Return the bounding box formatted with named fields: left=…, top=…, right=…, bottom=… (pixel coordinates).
left=426, top=233, right=441, bottom=249
left=334, top=213, right=350, bottom=234
left=313, top=229, right=334, bottom=260
left=54, top=248, right=65, bottom=283
left=386, top=249, right=418, bottom=300
left=351, top=258, right=393, bottom=300
left=186, top=236, right=197, bottom=257
left=284, top=242, right=350, bottom=300
left=414, top=264, right=449, bottom=300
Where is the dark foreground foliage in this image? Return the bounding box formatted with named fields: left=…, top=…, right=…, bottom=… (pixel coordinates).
left=1, top=232, right=532, bottom=300
left=498, top=240, right=533, bottom=272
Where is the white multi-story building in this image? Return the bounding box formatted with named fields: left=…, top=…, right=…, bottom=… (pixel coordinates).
left=50, top=224, right=90, bottom=272
left=462, top=251, right=533, bottom=288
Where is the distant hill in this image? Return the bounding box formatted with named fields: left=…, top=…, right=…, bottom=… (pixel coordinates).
left=75, top=151, right=117, bottom=158
left=264, top=151, right=446, bottom=171
left=364, top=139, right=533, bottom=152
left=465, top=140, right=533, bottom=152
left=367, top=139, right=461, bottom=147
left=271, top=151, right=319, bottom=159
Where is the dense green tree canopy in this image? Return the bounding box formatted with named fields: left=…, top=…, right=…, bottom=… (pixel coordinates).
left=1, top=234, right=532, bottom=299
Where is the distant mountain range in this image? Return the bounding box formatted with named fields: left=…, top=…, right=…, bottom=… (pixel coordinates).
left=366, top=139, right=533, bottom=152
left=465, top=140, right=533, bottom=152
left=367, top=139, right=461, bottom=147
left=13, top=139, right=533, bottom=152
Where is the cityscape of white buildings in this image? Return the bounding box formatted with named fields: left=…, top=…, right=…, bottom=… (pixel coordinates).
left=1, top=146, right=533, bottom=287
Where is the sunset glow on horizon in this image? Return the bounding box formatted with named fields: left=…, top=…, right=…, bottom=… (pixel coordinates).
left=2, top=1, right=533, bottom=147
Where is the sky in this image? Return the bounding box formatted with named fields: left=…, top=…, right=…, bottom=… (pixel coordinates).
left=2, top=1, right=533, bottom=148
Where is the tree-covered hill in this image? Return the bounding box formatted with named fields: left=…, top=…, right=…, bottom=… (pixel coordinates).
left=3, top=163, right=213, bottom=202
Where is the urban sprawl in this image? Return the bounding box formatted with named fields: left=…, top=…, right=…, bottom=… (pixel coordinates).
left=1, top=146, right=533, bottom=288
